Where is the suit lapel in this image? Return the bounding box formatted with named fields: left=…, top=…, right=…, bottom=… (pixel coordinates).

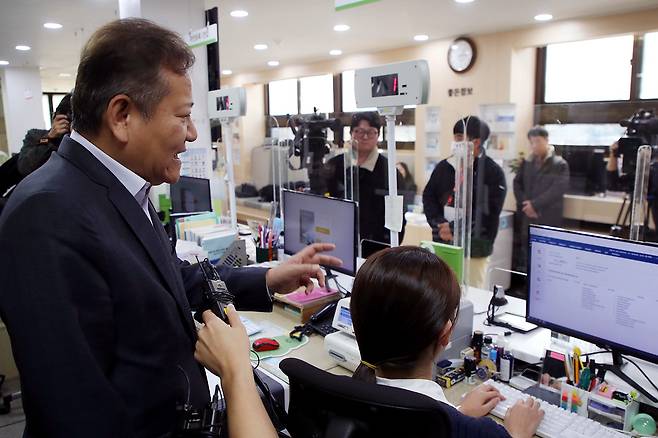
left=58, top=137, right=196, bottom=339
left=148, top=204, right=197, bottom=338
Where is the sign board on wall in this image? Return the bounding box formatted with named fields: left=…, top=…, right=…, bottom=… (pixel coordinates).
left=185, top=23, right=218, bottom=48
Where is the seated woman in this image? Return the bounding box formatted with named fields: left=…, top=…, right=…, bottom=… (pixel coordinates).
left=195, top=246, right=543, bottom=438
left=350, top=246, right=543, bottom=438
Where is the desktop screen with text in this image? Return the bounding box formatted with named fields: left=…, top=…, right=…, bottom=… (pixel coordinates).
left=528, top=226, right=658, bottom=361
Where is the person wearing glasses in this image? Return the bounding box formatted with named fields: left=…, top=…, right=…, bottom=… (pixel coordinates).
left=323, top=111, right=404, bottom=244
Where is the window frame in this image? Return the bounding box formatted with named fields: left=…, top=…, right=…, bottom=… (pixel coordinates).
left=535, top=33, right=658, bottom=125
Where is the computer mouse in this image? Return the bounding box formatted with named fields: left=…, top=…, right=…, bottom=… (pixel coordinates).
left=252, top=337, right=280, bottom=352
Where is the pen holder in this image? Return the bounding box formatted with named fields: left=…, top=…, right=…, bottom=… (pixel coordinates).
left=256, top=247, right=276, bottom=263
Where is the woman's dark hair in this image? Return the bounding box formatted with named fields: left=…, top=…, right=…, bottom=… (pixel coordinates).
left=72, top=18, right=195, bottom=135
left=396, top=162, right=414, bottom=185
left=350, top=111, right=382, bottom=132
left=527, top=125, right=549, bottom=139
left=453, top=115, right=490, bottom=143
left=350, top=246, right=461, bottom=383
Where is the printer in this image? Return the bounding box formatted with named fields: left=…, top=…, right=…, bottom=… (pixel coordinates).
left=324, top=297, right=474, bottom=372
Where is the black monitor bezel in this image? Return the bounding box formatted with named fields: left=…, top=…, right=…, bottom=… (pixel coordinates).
left=527, top=225, right=658, bottom=364
left=171, top=175, right=212, bottom=214
left=282, top=189, right=358, bottom=277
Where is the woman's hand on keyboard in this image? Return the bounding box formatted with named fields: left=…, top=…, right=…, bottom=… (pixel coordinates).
left=458, top=384, right=505, bottom=417
left=504, top=398, right=544, bottom=438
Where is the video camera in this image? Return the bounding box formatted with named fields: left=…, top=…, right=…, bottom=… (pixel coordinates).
left=288, top=108, right=342, bottom=166
left=616, top=109, right=658, bottom=175
left=288, top=108, right=342, bottom=193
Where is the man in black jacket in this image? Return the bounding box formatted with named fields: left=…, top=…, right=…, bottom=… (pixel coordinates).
left=513, top=126, right=570, bottom=270
left=18, top=93, right=73, bottom=178
left=323, top=112, right=404, bottom=244
left=423, top=116, right=506, bottom=288
left=0, top=19, right=337, bottom=438
left=0, top=94, right=72, bottom=213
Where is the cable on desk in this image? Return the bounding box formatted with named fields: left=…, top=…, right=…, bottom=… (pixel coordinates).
left=621, top=354, right=658, bottom=395
left=250, top=349, right=261, bottom=370
left=580, top=350, right=609, bottom=359
left=332, top=276, right=350, bottom=297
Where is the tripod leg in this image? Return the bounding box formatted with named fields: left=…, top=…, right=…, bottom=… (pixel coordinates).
left=615, top=196, right=627, bottom=227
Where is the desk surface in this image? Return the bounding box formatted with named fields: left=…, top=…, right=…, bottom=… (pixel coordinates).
left=236, top=205, right=270, bottom=224
left=237, top=263, right=658, bottom=407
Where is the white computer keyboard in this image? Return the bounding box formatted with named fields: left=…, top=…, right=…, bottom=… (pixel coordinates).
left=483, top=380, right=627, bottom=438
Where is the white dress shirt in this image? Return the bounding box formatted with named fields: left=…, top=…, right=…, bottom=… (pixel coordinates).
left=376, top=376, right=455, bottom=407
left=70, top=130, right=152, bottom=224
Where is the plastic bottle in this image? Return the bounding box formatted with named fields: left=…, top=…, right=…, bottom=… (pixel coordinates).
left=499, top=352, right=514, bottom=382
left=481, top=336, right=493, bottom=359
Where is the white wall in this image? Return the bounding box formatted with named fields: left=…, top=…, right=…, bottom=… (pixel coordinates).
left=0, top=67, right=45, bottom=154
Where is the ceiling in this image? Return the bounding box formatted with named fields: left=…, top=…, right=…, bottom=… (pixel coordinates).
left=212, top=0, right=658, bottom=75
left=0, top=0, right=118, bottom=91
left=1, top=0, right=657, bottom=91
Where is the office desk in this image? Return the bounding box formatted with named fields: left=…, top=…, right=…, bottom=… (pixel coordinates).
left=223, top=303, right=516, bottom=433
left=562, top=194, right=628, bottom=225
left=236, top=205, right=270, bottom=224
left=226, top=272, right=658, bottom=409
left=465, top=287, right=658, bottom=408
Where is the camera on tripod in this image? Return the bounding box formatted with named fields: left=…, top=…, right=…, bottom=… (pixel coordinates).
left=288, top=108, right=342, bottom=193
left=610, top=109, right=658, bottom=239
left=616, top=109, right=658, bottom=178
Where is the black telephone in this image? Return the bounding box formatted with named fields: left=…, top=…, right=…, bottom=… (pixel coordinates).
left=308, top=301, right=339, bottom=336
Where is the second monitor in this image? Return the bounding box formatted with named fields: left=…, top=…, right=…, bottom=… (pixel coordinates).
left=283, top=189, right=357, bottom=276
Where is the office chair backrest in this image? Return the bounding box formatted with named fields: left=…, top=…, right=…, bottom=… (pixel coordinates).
left=279, top=358, right=451, bottom=438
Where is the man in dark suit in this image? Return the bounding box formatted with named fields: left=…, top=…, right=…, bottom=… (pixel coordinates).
left=0, top=19, right=338, bottom=437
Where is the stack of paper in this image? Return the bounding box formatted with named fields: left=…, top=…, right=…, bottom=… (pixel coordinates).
left=175, top=213, right=237, bottom=262
left=274, top=287, right=341, bottom=323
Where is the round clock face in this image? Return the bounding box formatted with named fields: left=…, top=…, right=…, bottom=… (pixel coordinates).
left=448, top=38, right=476, bottom=73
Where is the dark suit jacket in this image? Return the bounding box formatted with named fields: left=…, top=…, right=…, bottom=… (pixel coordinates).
left=442, top=403, right=511, bottom=438
left=323, top=153, right=405, bottom=244
left=0, top=137, right=273, bottom=437
left=513, top=153, right=570, bottom=227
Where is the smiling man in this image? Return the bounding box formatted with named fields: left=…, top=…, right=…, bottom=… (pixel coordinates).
left=0, top=19, right=339, bottom=438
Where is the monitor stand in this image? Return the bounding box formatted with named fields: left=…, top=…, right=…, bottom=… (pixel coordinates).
left=598, top=350, right=658, bottom=403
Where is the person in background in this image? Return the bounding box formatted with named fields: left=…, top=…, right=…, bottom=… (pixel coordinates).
left=423, top=116, right=506, bottom=288
left=0, top=94, right=73, bottom=214
left=513, top=126, right=569, bottom=270
left=397, top=161, right=417, bottom=212
left=350, top=246, right=544, bottom=438
left=18, top=93, right=73, bottom=177
left=325, top=111, right=404, bottom=244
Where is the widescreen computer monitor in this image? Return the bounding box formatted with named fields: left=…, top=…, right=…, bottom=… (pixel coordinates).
left=527, top=225, right=658, bottom=365
left=282, top=189, right=357, bottom=276
left=170, top=176, right=212, bottom=215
